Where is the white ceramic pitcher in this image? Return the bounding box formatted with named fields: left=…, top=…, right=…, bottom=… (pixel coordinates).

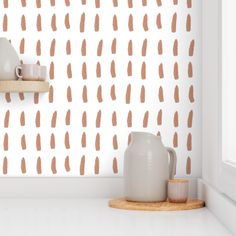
left=124, top=132, right=177, bottom=202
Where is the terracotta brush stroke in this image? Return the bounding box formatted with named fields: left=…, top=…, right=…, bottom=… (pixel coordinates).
left=127, top=111, right=132, bottom=127
left=128, top=133, right=131, bottom=145
left=113, top=135, right=118, bottom=150
left=95, top=0, right=100, bottom=7
left=97, top=40, right=103, bottom=56
left=51, top=157, right=57, bottom=174
left=3, top=133, right=8, bottom=151
left=188, top=110, right=193, bottom=128
left=128, top=40, right=133, bottom=56
left=50, top=134, right=55, bottom=149
left=186, top=14, right=191, bottom=32
left=188, top=62, right=193, bottom=78
left=36, top=134, right=41, bottom=151
left=173, top=39, right=178, bottom=56
left=127, top=61, right=132, bottom=76
left=65, top=13, right=70, bottom=29
left=112, top=111, right=117, bottom=126
left=65, top=0, right=70, bottom=6
left=36, top=40, right=41, bottom=56
left=21, top=135, right=26, bottom=150
left=157, top=110, right=162, bottom=125
left=189, top=85, right=194, bottom=102
left=174, top=111, right=178, bottom=127
left=3, top=14, right=7, bottom=31
left=159, top=63, right=164, bottom=78
left=34, top=90, right=38, bottom=104
left=156, top=13, right=162, bottom=29
left=35, top=111, right=40, bottom=127
left=171, top=13, right=177, bottom=32
left=143, top=111, right=149, bottom=128
left=50, top=0, right=55, bottom=6
left=142, top=0, right=147, bottom=6
left=113, top=15, right=118, bottom=31
left=96, top=62, right=101, bottom=78
left=51, top=14, right=57, bottom=31
left=113, top=0, right=118, bottom=7
left=96, top=110, right=101, bottom=127
left=21, top=15, right=26, bottom=31
left=67, top=86, right=72, bottom=102
left=174, top=85, right=179, bottom=103
left=128, top=14, right=133, bottom=31
left=20, top=111, right=25, bottom=126
left=19, top=92, right=24, bottom=100
left=80, top=13, right=85, bottom=32
left=159, top=86, right=164, bottom=102
left=143, top=14, right=148, bottom=31
left=65, top=156, right=70, bottom=172
left=49, top=85, right=54, bottom=103
left=82, top=62, right=87, bottom=79
left=82, top=86, right=88, bottom=103
left=66, top=110, right=70, bottom=125
left=5, top=93, right=11, bottom=103
left=140, top=85, right=145, bottom=103
left=94, top=157, right=99, bottom=175
left=66, top=40, right=71, bottom=55
left=94, top=14, right=99, bottom=32
left=113, top=158, right=118, bottom=174
left=110, top=85, right=116, bottom=100
left=37, top=14, right=42, bottom=31
left=156, top=0, right=162, bottom=6
left=21, top=158, right=26, bottom=174
left=141, top=62, right=146, bottom=80
left=111, top=38, right=116, bottom=54
left=3, top=157, right=7, bottom=175
left=4, top=110, right=10, bottom=128
left=187, top=133, right=192, bottom=151
left=173, top=132, right=178, bottom=147
left=186, top=157, right=191, bottom=174
left=3, top=0, right=8, bottom=8
left=158, top=40, right=163, bottom=54
left=173, top=0, right=178, bottom=4
left=187, top=0, right=192, bottom=8
left=81, top=39, right=86, bottom=56
left=82, top=111, right=87, bottom=127
left=36, top=0, right=41, bottom=8
left=67, top=63, right=72, bottom=78
left=37, top=157, right=42, bottom=174
left=65, top=132, right=70, bottom=149
left=21, top=0, right=26, bottom=6
left=51, top=111, right=57, bottom=128
left=142, top=39, right=147, bottom=56
left=126, top=84, right=131, bottom=104
left=20, top=38, right=25, bottom=54
left=80, top=155, right=85, bottom=175
left=110, top=60, right=116, bottom=78
left=97, top=85, right=103, bottom=103
left=174, top=62, right=179, bottom=79
left=81, top=132, right=86, bottom=147
left=128, top=0, right=133, bottom=8
left=81, top=0, right=86, bottom=5
left=49, top=62, right=54, bottom=79
left=95, top=133, right=100, bottom=151
left=189, top=40, right=195, bottom=56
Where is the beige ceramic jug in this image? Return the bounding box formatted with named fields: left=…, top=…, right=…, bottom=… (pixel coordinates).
left=0, top=38, right=20, bottom=80
left=124, top=132, right=177, bottom=202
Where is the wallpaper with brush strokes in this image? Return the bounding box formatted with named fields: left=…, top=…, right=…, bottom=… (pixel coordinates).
left=0, top=0, right=201, bottom=176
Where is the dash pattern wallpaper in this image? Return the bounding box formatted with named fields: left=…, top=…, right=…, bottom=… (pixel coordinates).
left=0, top=0, right=201, bottom=176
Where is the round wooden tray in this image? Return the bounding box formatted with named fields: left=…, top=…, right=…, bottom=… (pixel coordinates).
left=109, top=198, right=205, bottom=211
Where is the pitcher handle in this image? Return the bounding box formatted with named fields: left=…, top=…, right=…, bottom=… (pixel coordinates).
left=166, top=147, right=177, bottom=179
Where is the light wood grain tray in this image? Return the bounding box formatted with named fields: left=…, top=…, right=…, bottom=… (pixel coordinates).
left=109, top=198, right=205, bottom=211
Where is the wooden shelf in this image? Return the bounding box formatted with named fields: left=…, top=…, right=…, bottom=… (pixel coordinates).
left=0, top=81, right=49, bottom=93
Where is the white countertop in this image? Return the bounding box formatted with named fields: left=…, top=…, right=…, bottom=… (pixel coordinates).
left=0, top=198, right=232, bottom=236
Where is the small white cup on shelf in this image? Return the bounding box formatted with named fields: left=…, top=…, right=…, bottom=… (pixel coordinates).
left=168, top=179, right=189, bottom=203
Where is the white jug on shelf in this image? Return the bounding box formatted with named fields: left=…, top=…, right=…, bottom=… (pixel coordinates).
left=0, top=38, right=20, bottom=80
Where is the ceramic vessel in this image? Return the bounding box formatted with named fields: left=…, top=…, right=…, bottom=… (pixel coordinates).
left=168, top=179, right=188, bottom=203
left=0, top=38, right=20, bottom=80
left=124, top=132, right=177, bottom=202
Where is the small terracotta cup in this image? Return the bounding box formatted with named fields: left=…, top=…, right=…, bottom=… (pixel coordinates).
left=168, top=179, right=189, bottom=203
